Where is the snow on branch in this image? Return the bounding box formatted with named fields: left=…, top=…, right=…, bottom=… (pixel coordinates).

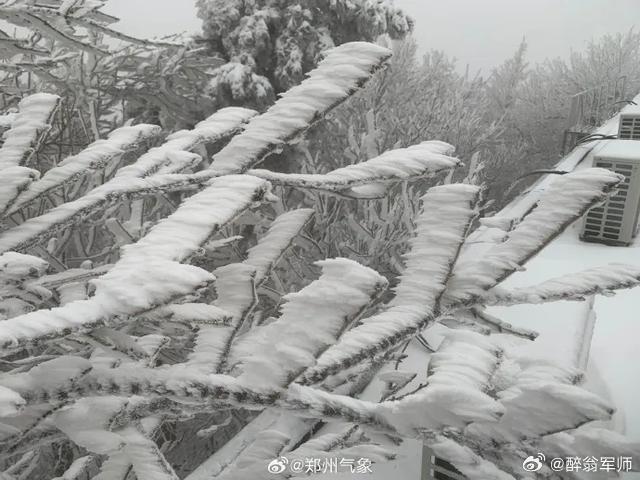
left=444, top=168, right=625, bottom=306
left=485, top=263, right=640, bottom=306
left=0, top=112, right=17, bottom=130
left=300, top=184, right=480, bottom=385
left=0, top=93, right=60, bottom=214
left=0, top=176, right=272, bottom=349
left=0, top=167, right=39, bottom=225
left=465, top=365, right=615, bottom=443
left=0, top=251, right=51, bottom=319
left=232, top=258, right=388, bottom=389
left=120, top=175, right=270, bottom=262
left=244, top=208, right=315, bottom=279
left=17, top=3, right=183, bottom=49
left=417, top=341, right=619, bottom=478
left=425, top=330, right=504, bottom=395
left=56, top=419, right=179, bottom=480
left=247, top=141, right=461, bottom=193
left=0, top=352, right=617, bottom=473
left=118, top=426, right=180, bottom=480
left=0, top=173, right=215, bottom=254
left=462, top=308, right=539, bottom=340
left=208, top=42, right=392, bottom=175
left=189, top=209, right=315, bottom=371
left=0, top=108, right=258, bottom=255
left=92, top=453, right=131, bottom=480
left=542, top=427, right=640, bottom=470
left=114, top=107, right=256, bottom=178
left=426, top=436, right=516, bottom=480
left=0, top=5, right=106, bottom=54
left=0, top=93, right=59, bottom=168
left=285, top=379, right=502, bottom=437
left=5, top=123, right=162, bottom=215
left=51, top=455, right=94, bottom=480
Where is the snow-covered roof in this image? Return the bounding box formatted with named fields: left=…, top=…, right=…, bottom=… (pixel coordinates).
left=620, top=103, right=640, bottom=117
left=592, top=138, right=640, bottom=162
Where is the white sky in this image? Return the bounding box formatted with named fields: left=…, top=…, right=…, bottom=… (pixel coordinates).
left=103, top=0, right=640, bottom=73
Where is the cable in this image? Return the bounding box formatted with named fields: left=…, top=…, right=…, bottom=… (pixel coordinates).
left=575, top=133, right=617, bottom=146
left=612, top=99, right=638, bottom=107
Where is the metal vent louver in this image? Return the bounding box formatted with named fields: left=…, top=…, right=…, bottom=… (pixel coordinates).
left=619, top=113, right=640, bottom=139
left=581, top=142, right=640, bottom=246
left=423, top=451, right=467, bottom=480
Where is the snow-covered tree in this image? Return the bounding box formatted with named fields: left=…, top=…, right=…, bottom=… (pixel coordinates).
left=0, top=0, right=220, bottom=132
left=195, top=0, right=412, bottom=109
left=0, top=40, right=640, bottom=480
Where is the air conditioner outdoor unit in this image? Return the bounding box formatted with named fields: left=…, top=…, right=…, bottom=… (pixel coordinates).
left=618, top=104, right=640, bottom=139
left=581, top=141, right=640, bottom=246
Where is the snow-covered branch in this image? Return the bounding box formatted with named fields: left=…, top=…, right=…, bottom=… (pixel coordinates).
left=485, top=263, right=640, bottom=306
left=114, top=107, right=256, bottom=178
left=299, top=184, right=480, bottom=384
left=0, top=107, right=257, bottom=254
left=247, top=141, right=461, bottom=192
left=444, top=168, right=624, bottom=305
left=0, top=93, right=60, bottom=214
left=208, top=42, right=392, bottom=175
left=6, top=123, right=162, bottom=215
left=231, top=258, right=388, bottom=389
left=190, top=209, right=315, bottom=371
left=0, top=176, right=272, bottom=349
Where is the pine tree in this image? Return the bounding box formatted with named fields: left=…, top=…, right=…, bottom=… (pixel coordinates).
left=195, top=0, right=413, bottom=108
